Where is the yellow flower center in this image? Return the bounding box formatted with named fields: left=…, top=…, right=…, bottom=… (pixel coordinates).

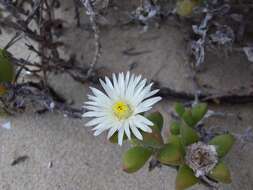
left=113, top=101, right=132, bottom=120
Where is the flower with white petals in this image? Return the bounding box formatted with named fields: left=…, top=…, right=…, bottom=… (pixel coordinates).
left=82, top=72, right=162, bottom=145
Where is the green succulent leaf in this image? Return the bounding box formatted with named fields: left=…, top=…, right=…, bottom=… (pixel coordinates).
left=170, top=121, right=181, bottom=135
left=176, top=0, right=200, bottom=17
left=132, top=133, right=163, bottom=148
left=0, top=49, right=14, bottom=83
left=130, top=113, right=164, bottom=148
left=175, top=102, right=185, bottom=117
left=146, top=112, right=164, bottom=132
left=192, top=103, right=208, bottom=123
left=157, top=143, right=183, bottom=166
left=180, top=124, right=199, bottom=146
left=182, top=109, right=196, bottom=127
left=209, top=162, right=232, bottom=184
left=209, top=134, right=235, bottom=158
left=168, top=135, right=185, bottom=156
left=176, top=164, right=198, bottom=190
left=130, top=139, right=143, bottom=147
left=0, top=49, right=14, bottom=96
left=122, top=146, right=152, bottom=173
left=131, top=123, right=164, bottom=148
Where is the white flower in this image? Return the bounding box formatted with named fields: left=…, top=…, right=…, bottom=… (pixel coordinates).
left=82, top=72, right=162, bottom=145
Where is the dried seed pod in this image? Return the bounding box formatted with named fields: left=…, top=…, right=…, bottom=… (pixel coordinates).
left=185, top=142, right=218, bottom=177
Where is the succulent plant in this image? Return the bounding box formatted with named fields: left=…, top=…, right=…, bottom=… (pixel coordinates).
left=168, top=103, right=234, bottom=189
left=0, top=48, right=14, bottom=96
left=176, top=0, right=201, bottom=17
left=119, top=102, right=234, bottom=190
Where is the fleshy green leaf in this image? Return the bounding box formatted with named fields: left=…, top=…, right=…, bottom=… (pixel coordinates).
left=0, top=49, right=14, bottom=83
left=209, top=134, right=235, bottom=158
left=176, top=164, right=198, bottom=190
left=130, top=139, right=143, bottom=147
left=122, top=146, right=152, bottom=173
left=176, top=0, right=199, bottom=17
left=209, top=162, right=232, bottom=184
left=182, top=109, right=196, bottom=127
left=131, top=124, right=164, bottom=148
left=146, top=112, right=164, bottom=132
left=132, top=133, right=164, bottom=148
left=175, top=102, right=185, bottom=117
left=142, top=131, right=164, bottom=148
left=168, top=135, right=185, bottom=156
left=0, top=49, right=14, bottom=96
left=157, top=143, right=183, bottom=166
left=180, top=124, right=199, bottom=146
left=170, top=121, right=181, bottom=135
left=192, top=103, right=208, bottom=124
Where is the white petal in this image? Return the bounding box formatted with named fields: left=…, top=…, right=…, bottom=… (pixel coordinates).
left=90, top=87, right=106, bottom=98
left=126, top=74, right=142, bottom=99
left=112, top=73, right=120, bottom=96
left=90, top=87, right=111, bottom=103
left=136, top=115, right=154, bottom=126
left=124, top=121, right=131, bottom=140
left=105, top=76, right=114, bottom=89
left=107, top=126, right=118, bottom=139
left=130, top=126, right=143, bottom=140
left=124, top=71, right=130, bottom=93
left=85, top=117, right=106, bottom=127
left=84, top=101, right=105, bottom=107
left=94, top=126, right=109, bottom=136
left=129, top=119, right=143, bottom=140
left=83, top=105, right=105, bottom=112
left=99, top=79, right=113, bottom=95
left=135, top=119, right=152, bottom=133
left=144, top=89, right=159, bottom=99
left=131, top=83, right=152, bottom=106
left=99, top=79, right=117, bottom=100
left=134, top=106, right=152, bottom=114
left=118, top=72, right=125, bottom=96
left=92, top=123, right=107, bottom=131
left=82, top=111, right=107, bottom=117
left=134, top=79, right=147, bottom=96
left=118, top=127, right=124, bottom=145
left=87, top=95, right=111, bottom=107
left=137, top=96, right=162, bottom=109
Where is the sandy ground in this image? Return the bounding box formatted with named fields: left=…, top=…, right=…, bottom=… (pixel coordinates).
left=1, top=1, right=253, bottom=190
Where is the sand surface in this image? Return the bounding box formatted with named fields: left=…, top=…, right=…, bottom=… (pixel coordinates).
left=0, top=1, right=253, bottom=190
